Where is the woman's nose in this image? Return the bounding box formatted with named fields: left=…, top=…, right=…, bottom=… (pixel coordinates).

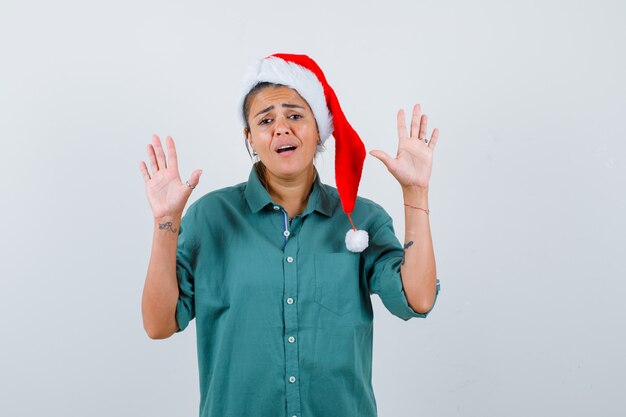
left=274, top=117, right=291, bottom=136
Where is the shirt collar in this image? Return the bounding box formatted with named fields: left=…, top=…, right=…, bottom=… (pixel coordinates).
left=244, top=165, right=334, bottom=217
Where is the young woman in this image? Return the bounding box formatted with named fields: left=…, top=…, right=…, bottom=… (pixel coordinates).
left=139, top=53, right=440, bottom=417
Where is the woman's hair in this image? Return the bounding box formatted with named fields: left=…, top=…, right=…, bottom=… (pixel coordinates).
left=242, top=81, right=323, bottom=189
left=242, top=81, right=283, bottom=131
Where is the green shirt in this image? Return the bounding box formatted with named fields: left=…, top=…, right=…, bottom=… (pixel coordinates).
left=175, top=165, right=439, bottom=417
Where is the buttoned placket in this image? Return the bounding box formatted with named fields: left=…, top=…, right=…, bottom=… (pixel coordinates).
left=273, top=204, right=302, bottom=417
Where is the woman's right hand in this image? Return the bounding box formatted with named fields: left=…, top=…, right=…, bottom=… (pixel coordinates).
left=139, top=134, right=202, bottom=220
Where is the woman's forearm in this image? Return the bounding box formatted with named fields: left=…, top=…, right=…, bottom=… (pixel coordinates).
left=141, top=214, right=181, bottom=339
left=399, top=186, right=437, bottom=313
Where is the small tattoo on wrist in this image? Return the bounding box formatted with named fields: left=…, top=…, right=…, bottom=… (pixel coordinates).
left=158, top=221, right=178, bottom=233
left=401, top=241, right=414, bottom=265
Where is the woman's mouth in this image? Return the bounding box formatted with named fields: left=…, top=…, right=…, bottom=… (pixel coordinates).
left=276, top=145, right=298, bottom=155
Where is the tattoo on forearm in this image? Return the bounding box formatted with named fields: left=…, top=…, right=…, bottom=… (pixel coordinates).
left=158, top=221, right=178, bottom=233
left=401, top=241, right=414, bottom=265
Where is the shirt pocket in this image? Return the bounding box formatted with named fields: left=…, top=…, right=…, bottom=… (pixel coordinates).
left=314, top=252, right=360, bottom=316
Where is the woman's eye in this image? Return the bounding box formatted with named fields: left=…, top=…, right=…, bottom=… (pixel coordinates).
left=289, top=114, right=302, bottom=120
left=259, top=118, right=272, bottom=125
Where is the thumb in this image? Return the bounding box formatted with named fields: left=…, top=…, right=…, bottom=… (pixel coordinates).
left=369, top=150, right=395, bottom=170
left=186, top=169, right=202, bottom=189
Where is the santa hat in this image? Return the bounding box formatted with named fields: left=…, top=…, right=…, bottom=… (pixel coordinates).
left=237, top=53, right=369, bottom=252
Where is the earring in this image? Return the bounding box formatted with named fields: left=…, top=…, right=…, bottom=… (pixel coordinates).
left=252, top=149, right=260, bottom=163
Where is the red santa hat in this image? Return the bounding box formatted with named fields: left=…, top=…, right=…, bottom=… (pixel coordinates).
left=237, top=53, right=369, bottom=252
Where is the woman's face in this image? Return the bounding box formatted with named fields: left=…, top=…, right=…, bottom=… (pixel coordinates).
left=245, top=85, right=319, bottom=180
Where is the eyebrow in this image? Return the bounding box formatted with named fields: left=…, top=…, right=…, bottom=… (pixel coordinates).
left=254, top=103, right=305, bottom=118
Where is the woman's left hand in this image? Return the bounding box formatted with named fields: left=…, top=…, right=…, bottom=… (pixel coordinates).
left=369, top=104, right=439, bottom=190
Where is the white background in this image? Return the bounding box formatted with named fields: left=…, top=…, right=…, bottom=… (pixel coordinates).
left=1, top=0, right=625, bottom=416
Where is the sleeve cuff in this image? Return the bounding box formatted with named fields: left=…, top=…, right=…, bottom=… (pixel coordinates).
left=380, top=278, right=440, bottom=321
left=175, top=298, right=193, bottom=333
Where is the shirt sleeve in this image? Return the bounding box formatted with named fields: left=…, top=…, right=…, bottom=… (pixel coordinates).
left=174, top=210, right=198, bottom=333
left=365, top=215, right=440, bottom=321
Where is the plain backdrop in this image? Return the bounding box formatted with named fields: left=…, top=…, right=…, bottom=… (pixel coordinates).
left=1, top=0, right=625, bottom=416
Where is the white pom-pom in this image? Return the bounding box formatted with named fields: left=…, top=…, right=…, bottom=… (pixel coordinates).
left=345, top=229, right=369, bottom=252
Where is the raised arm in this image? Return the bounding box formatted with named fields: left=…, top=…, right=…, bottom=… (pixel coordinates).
left=139, top=134, right=202, bottom=339
left=369, top=104, right=439, bottom=313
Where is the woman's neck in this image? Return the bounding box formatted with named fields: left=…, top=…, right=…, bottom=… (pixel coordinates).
left=265, top=165, right=316, bottom=219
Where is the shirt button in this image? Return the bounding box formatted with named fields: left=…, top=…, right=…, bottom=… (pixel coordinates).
left=273, top=205, right=280, bottom=210
left=283, top=230, right=290, bottom=237
left=289, top=376, right=296, bottom=383
left=288, top=336, right=295, bottom=343
left=286, top=297, right=294, bottom=304
left=286, top=256, right=294, bottom=263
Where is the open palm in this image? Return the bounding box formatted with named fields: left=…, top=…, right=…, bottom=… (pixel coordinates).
left=370, top=104, right=439, bottom=189
left=139, top=134, right=202, bottom=219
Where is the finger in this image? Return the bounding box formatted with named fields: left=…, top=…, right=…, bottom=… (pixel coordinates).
left=139, top=161, right=151, bottom=182
left=187, top=169, right=203, bottom=188
left=419, top=114, right=428, bottom=140
left=409, top=104, right=421, bottom=139
left=369, top=150, right=396, bottom=172
left=152, top=134, right=168, bottom=170
left=147, top=143, right=159, bottom=173
left=166, top=136, right=178, bottom=173
left=428, top=128, right=439, bottom=150
left=397, top=109, right=408, bottom=142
